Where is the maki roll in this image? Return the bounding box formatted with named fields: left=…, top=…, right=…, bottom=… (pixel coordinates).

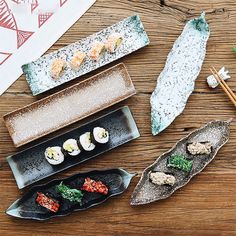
left=92, top=127, right=109, bottom=144
left=149, top=172, right=176, bottom=186
left=105, top=32, right=123, bottom=53
left=50, top=59, right=66, bottom=79
left=63, top=139, right=81, bottom=156
left=70, top=51, right=86, bottom=70
left=44, top=146, right=64, bottom=165
left=89, top=41, right=105, bottom=61
left=79, top=132, right=96, bottom=151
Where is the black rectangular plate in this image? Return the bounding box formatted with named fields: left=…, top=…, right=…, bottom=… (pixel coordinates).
left=7, top=106, right=140, bottom=189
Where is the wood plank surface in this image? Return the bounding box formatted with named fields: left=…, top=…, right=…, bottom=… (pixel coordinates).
left=1, top=0, right=236, bottom=235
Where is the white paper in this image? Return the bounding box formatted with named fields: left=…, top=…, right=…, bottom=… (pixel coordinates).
left=0, top=0, right=96, bottom=95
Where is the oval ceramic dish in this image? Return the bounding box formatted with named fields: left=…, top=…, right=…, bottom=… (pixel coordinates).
left=130, top=120, right=231, bottom=205
left=6, top=168, right=136, bottom=220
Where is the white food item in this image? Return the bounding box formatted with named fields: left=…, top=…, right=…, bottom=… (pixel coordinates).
left=207, top=67, right=230, bottom=88
left=93, top=127, right=109, bottom=144
left=79, top=132, right=96, bottom=151
left=150, top=13, right=210, bottom=135
left=187, top=142, right=212, bottom=155
left=44, top=146, right=64, bottom=165
left=63, top=139, right=81, bottom=156
left=149, top=172, right=176, bottom=186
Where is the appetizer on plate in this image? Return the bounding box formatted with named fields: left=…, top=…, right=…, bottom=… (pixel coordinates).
left=70, top=51, right=86, bottom=70
left=89, top=41, right=105, bottom=61
left=50, top=59, right=66, bottom=79
left=63, top=139, right=81, bottom=156
left=106, top=32, right=123, bottom=53
left=6, top=168, right=136, bottom=220
left=82, top=177, right=108, bottom=195
left=44, top=147, right=64, bottom=165
left=131, top=120, right=231, bottom=205
left=44, top=127, right=109, bottom=165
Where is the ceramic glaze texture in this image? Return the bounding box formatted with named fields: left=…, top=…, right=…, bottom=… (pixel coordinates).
left=150, top=13, right=210, bottom=135
left=130, top=120, right=230, bottom=205
left=22, top=15, right=149, bottom=96
left=4, top=64, right=135, bottom=147
left=6, top=168, right=136, bottom=220
left=7, top=106, right=140, bottom=189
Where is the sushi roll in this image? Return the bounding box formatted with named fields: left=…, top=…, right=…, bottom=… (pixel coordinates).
left=105, top=32, right=123, bottom=53
left=70, top=51, right=86, bottom=70
left=92, top=127, right=109, bottom=144
left=50, top=59, right=66, bottom=79
left=63, top=139, right=81, bottom=156
left=89, top=41, right=105, bottom=61
left=44, top=146, right=64, bottom=165
left=79, top=132, right=96, bottom=151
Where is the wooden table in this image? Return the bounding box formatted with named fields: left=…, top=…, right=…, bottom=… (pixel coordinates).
left=1, top=1, right=236, bottom=235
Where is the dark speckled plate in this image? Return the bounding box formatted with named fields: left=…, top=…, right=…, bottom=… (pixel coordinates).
left=7, top=106, right=140, bottom=189
left=130, top=120, right=231, bottom=205
left=6, top=168, right=136, bottom=220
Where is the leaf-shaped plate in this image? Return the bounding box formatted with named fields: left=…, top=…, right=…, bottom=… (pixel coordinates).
left=130, top=120, right=231, bottom=205
left=6, top=168, right=136, bottom=220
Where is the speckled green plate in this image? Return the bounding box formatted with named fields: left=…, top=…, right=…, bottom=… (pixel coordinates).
left=22, top=15, right=150, bottom=96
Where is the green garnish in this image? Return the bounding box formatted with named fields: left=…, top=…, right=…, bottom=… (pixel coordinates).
left=232, top=47, right=236, bottom=53
left=167, top=154, right=193, bottom=172
left=56, top=182, right=83, bottom=203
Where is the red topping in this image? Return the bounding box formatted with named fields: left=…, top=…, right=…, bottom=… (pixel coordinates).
left=82, top=178, right=108, bottom=195
left=36, top=192, right=60, bottom=213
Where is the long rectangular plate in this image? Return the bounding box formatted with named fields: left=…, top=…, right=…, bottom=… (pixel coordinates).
left=4, top=63, right=136, bottom=147
left=7, top=106, right=140, bottom=189
left=22, top=15, right=150, bottom=96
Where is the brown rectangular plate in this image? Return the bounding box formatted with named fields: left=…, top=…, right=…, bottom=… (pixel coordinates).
left=4, top=63, right=136, bottom=147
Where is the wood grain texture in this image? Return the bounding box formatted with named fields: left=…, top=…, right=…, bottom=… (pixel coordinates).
left=1, top=0, right=236, bottom=235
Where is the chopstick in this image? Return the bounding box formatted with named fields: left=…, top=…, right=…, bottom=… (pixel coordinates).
left=210, top=66, right=236, bottom=107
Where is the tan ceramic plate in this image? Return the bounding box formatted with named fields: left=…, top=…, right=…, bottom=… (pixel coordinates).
left=4, top=63, right=136, bottom=147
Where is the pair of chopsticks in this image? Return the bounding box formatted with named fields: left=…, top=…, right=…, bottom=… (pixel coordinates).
left=210, top=66, right=236, bottom=106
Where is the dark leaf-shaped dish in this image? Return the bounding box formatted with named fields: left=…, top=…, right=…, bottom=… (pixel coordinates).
left=7, top=106, right=140, bottom=189
left=130, top=120, right=231, bottom=205
left=6, top=168, right=136, bottom=220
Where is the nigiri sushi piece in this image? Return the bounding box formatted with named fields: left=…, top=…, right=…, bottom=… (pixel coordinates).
left=36, top=192, right=60, bottom=213
left=63, top=139, right=81, bottom=156
left=79, top=132, right=96, bottom=151
left=92, top=127, right=109, bottom=144
left=149, top=172, right=176, bottom=186
left=50, top=59, right=66, bottom=79
left=44, top=146, right=64, bottom=165
left=106, top=32, right=123, bottom=53
left=89, top=41, right=105, bottom=61
left=70, top=51, right=86, bottom=70
left=82, top=177, right=108, bottom=195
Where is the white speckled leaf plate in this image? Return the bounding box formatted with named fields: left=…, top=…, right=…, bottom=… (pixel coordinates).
left=22, top=15, right=150, bottom=96
left=150, top=13, right=210, bottom=135
left=130, top=120, right=231, bottom=205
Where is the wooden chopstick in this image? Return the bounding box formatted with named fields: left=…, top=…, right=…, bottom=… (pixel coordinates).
left=212, top=66, right=236, bottom=101
left=209, top=67, right=236, bottom=107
